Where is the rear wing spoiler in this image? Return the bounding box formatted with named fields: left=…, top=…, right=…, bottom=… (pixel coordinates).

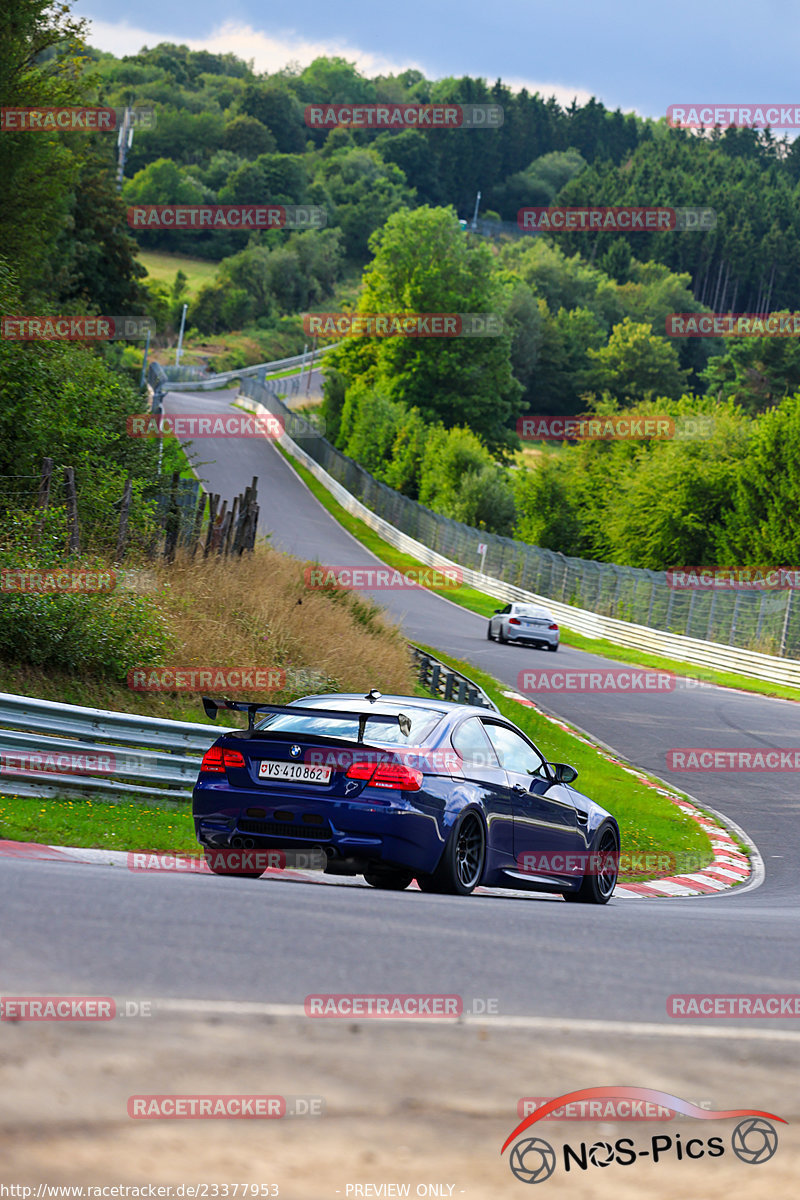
left=202, top=696, right=412, bottom=740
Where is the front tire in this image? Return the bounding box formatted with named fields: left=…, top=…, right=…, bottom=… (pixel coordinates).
left=562, top=823, right=618, bottom=905
left=416, top=810, right=486, bottom=896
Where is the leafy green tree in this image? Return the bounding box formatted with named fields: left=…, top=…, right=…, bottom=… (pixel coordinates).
left=418, top=425, right=515, bottom=533
left=701, top=331, right=800, bottom=414
left=585, top=318, right=689, bottom=402
left=329, top=207, right=523, bottom=452
left=721, top=393, right=800, bottom=563
left=222, top=115, right=276, bottom=158
left=315, top=147, right=414, bottom=259
left=0, top=0, right=89, bottom=301
left=237, top=82, right=307, bottom=153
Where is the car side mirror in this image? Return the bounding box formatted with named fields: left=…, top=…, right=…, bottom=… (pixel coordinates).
left=493, top=608, right=503, bottom=614
left=551, top=762, right=578, bottom=784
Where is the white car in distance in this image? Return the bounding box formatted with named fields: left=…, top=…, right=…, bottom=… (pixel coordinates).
left=487, top=602, right=560, bottom=651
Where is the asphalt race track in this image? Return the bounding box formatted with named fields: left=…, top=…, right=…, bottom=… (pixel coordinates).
left=2, top=386, right=799, bottom=1028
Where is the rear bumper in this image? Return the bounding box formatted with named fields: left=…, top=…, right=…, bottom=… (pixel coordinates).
left=192, top=780, right=447, bottom=874
left=508, top=629, right=559, bottom=645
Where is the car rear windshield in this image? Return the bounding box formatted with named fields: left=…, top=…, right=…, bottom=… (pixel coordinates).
left=254, top=705, right=443, bottom=745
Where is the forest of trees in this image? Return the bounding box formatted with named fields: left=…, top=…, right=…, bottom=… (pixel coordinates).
left=6, top=3, right=800, bottom=574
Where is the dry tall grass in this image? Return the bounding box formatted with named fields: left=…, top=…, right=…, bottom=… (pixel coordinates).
left=151, top=545, right=415, bottom=702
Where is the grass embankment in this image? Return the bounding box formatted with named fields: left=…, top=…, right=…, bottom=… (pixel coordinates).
left=276, top=440, right=800, bottom=703
left=0, top=545, right=417, bottom=849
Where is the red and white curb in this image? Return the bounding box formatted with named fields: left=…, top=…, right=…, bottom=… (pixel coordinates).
left=501, top=690, right=752, bottom=899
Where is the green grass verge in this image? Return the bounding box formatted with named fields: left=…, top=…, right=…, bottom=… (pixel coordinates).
left=276, top=441, right=800, bottom=703
left=137, top=251, right=220, bottom=297
left=0, top=794, right=198, bottom=854
left=413, top=644, right=718, bottom=880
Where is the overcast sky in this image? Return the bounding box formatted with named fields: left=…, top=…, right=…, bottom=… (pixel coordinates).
left=76, top=0, right=800, bottom=120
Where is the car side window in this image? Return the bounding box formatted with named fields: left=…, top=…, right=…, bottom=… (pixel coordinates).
left=452, top=717, right=501, bottom=769
left=501, top=604, right=512, bottom=615
left=483, top=723, right=546, bottom=777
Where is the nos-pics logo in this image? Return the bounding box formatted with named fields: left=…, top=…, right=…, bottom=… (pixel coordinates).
left=501, top=1087, right=784, bottom=1184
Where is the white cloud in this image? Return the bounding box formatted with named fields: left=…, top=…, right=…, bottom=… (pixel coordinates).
left=83, top=17, right=426, bottom=77
left=84, top=16, right=595, bottom=106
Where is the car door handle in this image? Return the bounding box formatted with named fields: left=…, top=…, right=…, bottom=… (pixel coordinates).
left=512, top=783, right=528, bottom=794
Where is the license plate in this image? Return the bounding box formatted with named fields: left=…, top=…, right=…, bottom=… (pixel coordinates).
left=258, top=761, right=332, bottom=784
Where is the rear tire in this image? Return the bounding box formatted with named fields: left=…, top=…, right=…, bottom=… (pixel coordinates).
left=486, top=622, right=494, bottom=641
left=364, top=868, right=413, bottom=890
left=548, top=642, right=559, bottom=652
left=562, top=823, right=618, bottom=905
left=498, top=624, right=507, bottom=644
left=416, top=810, right=486, bottom=896
left=204, top=849, right=264, bottom=879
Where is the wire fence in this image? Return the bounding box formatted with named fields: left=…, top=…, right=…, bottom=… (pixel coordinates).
left=242, top=378, right=800, bottom=660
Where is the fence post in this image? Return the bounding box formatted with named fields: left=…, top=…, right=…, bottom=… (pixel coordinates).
left=63, top=466, right=79, bottom=553
left=779, top=589, right=793, bottom=657
left=116, top=475, right=133, bottom=561
left=224, top=495, right=240, bottom=556
left=35, top=457, right=53, bottom=542
left=164, top=471, right=180, bottom=562
left=189, top=490, right=206, bottom=559
left=203, top=494, right=219, bottom=558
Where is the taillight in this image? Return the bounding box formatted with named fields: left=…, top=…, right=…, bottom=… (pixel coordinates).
left=345, top=760, right=423, bottom=791
left=508, top=617, right=521, bottom=625
left=549, top=623, right=559, bottom=630
left=200, top=746, right=245, bottom=773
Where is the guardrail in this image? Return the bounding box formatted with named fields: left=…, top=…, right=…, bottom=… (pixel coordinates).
left=0, top=692, right=227, bottom=805
left=412, top=646, right=498, bottom=711
left=148, top=346, right=335, bottom=398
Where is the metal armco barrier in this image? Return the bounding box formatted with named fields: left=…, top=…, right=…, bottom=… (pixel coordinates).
left=412, top=647, right=497, bottom=711
left=0, top=692, right=227, bottom=805
left=238, top=387, right=800, bottom=690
